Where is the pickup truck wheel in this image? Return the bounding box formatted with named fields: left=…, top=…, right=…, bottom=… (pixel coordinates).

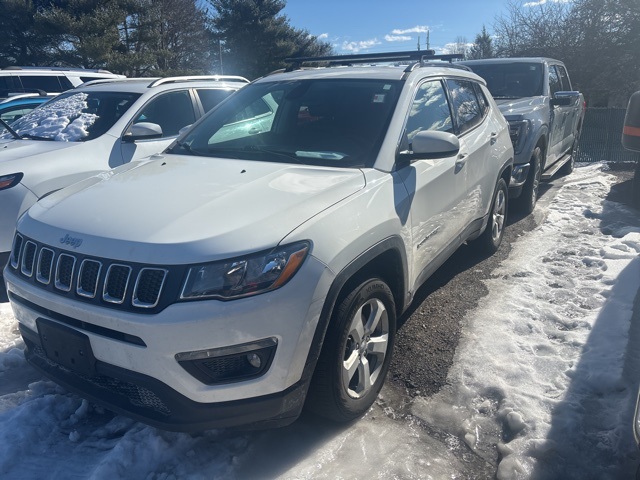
left=560, top=139, right=578, bottom=176
left=474, top=177, right=508, bottom=254
left=515, top=147, right=542, bottom=215
left=306, top=278, right=396, bottom=422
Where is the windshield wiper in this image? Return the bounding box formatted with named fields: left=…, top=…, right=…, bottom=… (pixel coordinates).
left=0, top=118, right=21, bottom=140
left=242, top=145, right=303, bottom=163
left=19, top=133, right=55, bottom=141
left=169, top=140, right=203, bottom=156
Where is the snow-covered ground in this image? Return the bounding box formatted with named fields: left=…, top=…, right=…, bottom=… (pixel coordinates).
left=1, top=162, right=639, bottom=479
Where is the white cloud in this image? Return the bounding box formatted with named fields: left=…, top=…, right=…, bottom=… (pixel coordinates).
left=441, top=41, right=474, bottom=55
left=391, top=25, right=430, bottom=35
left=385, top=35, right=412, bottom=42
left=340, top=39, right=381, bottom=53
left=524, top=0, right=571, bottom=6
left=317, top=33, right=329, bottom=40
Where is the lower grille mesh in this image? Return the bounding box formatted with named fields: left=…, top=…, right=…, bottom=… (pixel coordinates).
left=33, top=344, right=171, bottom=416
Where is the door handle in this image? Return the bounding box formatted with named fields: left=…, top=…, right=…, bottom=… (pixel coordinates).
left=490, top=132, right=498, bottom=145
left=455, top=153, right=467, bottom=172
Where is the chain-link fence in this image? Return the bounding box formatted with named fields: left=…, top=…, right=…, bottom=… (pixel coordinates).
left=576, top=108, right=640, bottom=163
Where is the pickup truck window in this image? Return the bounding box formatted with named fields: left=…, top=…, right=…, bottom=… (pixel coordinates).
left=556, top=65, right=572, bottom=91
left=469, top=63, right=544, bottom=99
left=549, top=66, right=562, bottom=95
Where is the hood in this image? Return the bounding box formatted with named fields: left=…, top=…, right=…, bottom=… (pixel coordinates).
left=0, top=139, right=81, bottom=169
left=494, top=96, right=546, bottom=121
left=20, top=154, right=365, bottom=264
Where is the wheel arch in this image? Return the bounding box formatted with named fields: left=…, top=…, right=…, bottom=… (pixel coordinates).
left=533, top=131, right=548, bottom=169
left=300, top=236, right=408, bottom=383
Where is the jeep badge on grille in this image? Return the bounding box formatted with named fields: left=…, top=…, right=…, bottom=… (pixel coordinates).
left=60, top=234, right=83, bottom=249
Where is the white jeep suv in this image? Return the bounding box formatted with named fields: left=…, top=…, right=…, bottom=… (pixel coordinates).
left=4, top=52, right=513, bottom=431
left=0, top=75, right=249, bottom=272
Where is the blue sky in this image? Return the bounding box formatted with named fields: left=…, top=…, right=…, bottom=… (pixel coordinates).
left=283, top=0, right=515, bottom=54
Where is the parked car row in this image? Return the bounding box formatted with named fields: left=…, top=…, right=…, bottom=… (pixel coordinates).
left=0, top=66, right=125, bottom=99
left=1, top=52, right=581, bottom=432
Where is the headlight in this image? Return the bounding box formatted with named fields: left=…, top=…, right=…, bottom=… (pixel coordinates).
left=180, top=241, right=310, bottom=300
left=0, top=172, right=23, bottom=191
left=508, top=120, right=530, bottom=154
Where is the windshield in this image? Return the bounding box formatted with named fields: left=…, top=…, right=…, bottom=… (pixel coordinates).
left=467, top=63, right=544, bottom=99
left=171, top=79, right=401, bottom=168
left=0, top=91, right=140, bottom=142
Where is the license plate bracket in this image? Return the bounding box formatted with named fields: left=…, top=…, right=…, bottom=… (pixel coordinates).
left=36, top=318, right=97, bottom=377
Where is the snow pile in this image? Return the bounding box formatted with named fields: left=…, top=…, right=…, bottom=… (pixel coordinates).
left=411, top=163, right=640, bottom=478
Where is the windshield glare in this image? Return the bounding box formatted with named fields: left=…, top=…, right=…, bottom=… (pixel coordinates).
left=468, top=63, right=544, bottom=99
left=0, top=91, right=140, bottom=142
left=173, top=79, right=401, bottom=168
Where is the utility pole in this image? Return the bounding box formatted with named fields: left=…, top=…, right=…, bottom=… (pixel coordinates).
left=219, top=40, right=224, bottom=75
left=426, top=29, right=430, bottom=50
left=417, top=36, right=420, bottom=51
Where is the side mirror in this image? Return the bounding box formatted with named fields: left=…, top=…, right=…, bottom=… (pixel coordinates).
left=396, top=131, right=460, bottom=167
left=123, top=122, right=163, bottom=143
left=409, top=130, right=460, bottom=160
left=550, top=91, right=580, bottom=107
left=622, top=91, right=640, bottom=152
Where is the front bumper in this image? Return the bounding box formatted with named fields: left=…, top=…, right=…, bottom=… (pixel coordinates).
left=4, top=254, right=333, bottom=430
left=19, top=321, right=308, bottom=431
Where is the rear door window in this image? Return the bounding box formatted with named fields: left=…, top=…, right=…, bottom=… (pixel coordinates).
left=18, top=75, right=67, bottom=93
left=132, top=90, right=197, bottom=137
left=196, top=89, right=235, bottom=113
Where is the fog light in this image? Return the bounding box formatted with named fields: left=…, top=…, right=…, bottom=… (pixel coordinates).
left=247, top=353, right=262, bottom=368
left=175, top=338, right=277, bottom=385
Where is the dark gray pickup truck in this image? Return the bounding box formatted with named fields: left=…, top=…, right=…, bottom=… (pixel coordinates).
left=462, top=58, right=586, bottom=213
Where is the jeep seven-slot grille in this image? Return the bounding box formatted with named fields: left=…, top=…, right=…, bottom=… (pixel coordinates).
left=10, top=234, right=170, bottom=311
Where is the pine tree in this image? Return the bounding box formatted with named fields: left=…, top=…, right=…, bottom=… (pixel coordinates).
left=209, top=0, right=332, bottom=79
left=468, top=26, right=494, bottom=60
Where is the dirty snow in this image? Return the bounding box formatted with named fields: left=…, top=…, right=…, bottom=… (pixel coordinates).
left=1, top=162, right=639, bottom=479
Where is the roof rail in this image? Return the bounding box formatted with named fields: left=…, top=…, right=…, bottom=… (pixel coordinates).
left=147, top=75, right=250, bottom=87
left=1, top=66, right=116, bottom=73
left=80, top=77, right=155, bottom=87
left=284, top=50, right=464, bottom=68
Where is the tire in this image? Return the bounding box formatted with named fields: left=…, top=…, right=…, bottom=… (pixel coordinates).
left=306, top=278, right=396, bottom=422
left=474, top=177, right=508, bottom=254
left=560, top=138, right=578, bottom=176
left=514, top=146, right=542, bottom=215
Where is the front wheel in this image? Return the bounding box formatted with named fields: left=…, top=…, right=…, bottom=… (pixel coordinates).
left=473, top=177, right=508, bottom=254
left=306, top=278, right=396, bottom=422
